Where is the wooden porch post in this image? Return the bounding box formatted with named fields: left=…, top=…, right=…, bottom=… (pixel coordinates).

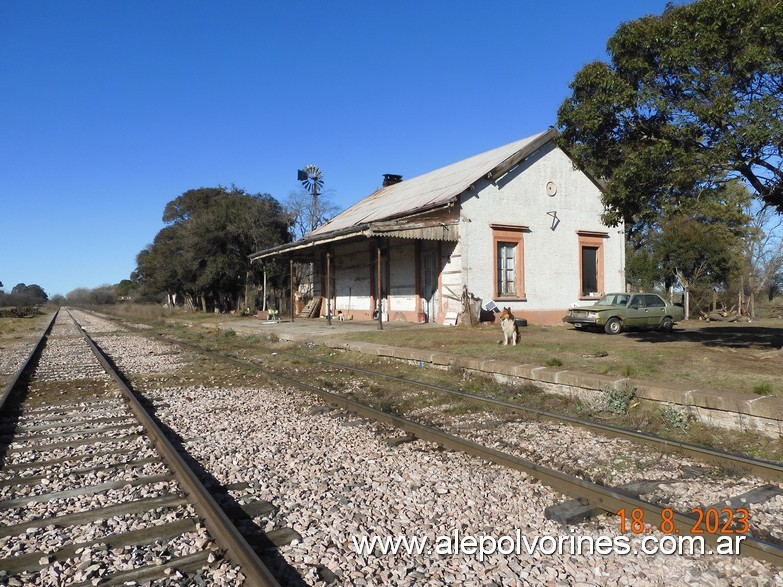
left=377, top=244, right=383, bottom=331
left=289, top=259, right=295, bottom=323
left=326, top=252, right=332, bottom=325
left=262, top=267, right=267, bottom=311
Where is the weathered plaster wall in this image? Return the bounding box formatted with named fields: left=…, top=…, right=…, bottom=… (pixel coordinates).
left=460, top=143, right=625, bottom=322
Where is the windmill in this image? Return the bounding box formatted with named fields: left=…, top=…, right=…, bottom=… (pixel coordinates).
left=298, top=164, right=323, bottom=198
left=295, top=164, right=328, bottom=321
left=297, top=164, right=324, bottom=233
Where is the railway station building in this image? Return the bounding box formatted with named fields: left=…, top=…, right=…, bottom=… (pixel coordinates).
left=250, top=129, right=625, bottom=325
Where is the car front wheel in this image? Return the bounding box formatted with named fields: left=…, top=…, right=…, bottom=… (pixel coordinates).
left=604, top=317, right=622, bottom=335
left=659, top=316, right=674, bottom=332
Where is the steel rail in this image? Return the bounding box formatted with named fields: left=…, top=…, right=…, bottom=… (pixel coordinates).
left=132, top=320, right=782, bottom=485
left=0, top=310, right=58, bottom=412
left=78, top=311, right=783, bottom=484
left=290, top=351, right=783, bottom=484
left=65, top=310, right=280, bottom=587
left=78, top=311, right=783, bottom=567
left=176, top=339, right=783, bottom=568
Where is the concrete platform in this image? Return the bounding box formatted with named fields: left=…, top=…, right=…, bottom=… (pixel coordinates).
left=220, top=316, right=442, bottom=343
left=218, top=316, right=782, bottom=438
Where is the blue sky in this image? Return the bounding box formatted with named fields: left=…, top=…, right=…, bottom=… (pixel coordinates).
left=0, top=1, right=679, bottom=297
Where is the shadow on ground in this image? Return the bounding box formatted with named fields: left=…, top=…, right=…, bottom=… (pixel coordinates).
left=622, top=325, right=783, bottom=350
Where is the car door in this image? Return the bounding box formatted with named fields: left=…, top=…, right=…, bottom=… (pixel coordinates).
left=624, top=295, right=649, bottom=327
left=643, top=294, right=667, bottom=327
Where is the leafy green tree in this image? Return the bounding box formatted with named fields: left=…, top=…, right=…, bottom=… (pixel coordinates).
left=655, top=215, right=742, bottom=288
left=114, top=279, right=136, bottom=300
left=10, top=283, right=48, bottom=305
left=135, top=186, right=290, bottom=311
left=557, top=0, right=783, bottom=238
left=653, top=209, right=747, bottom=316
left=135, top=225, right=188, bottom=306
left=625, top=245, right=661, bottom=292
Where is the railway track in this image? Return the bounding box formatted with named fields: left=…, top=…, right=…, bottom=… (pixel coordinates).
left=219, top=339, right=783, bottom=485
left=0, top=310, right=280, bottom=586
left=169, top=338, right=783, bottom=567
left=89, top=311, right=783, bottom=563
left=34, top=308, right=783, bottom=584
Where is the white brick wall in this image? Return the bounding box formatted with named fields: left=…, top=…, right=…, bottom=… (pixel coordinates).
left=388, top=242, right=417, bottom=312
left=459, top=143, right=624, bottom=315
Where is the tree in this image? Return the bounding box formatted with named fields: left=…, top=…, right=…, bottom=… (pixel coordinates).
left=738, top=202, right=783, bottom=314
left=625, top=245, right=660, bottom=292
left=769, top=271, right=783, bottom=301
left=134, top=186, right=291, bottom=312
left=654, top=213, right=744, bottom=315
left=115, top=279, right=136, bottom=299
left=557, top=0, right=783, bottom=238
left=282, top=188, right=341, bottom=305
left=9, top=283, right=48, bottom=305
left=284, top=188, right=340, bottom=241
left=625, top=183, right=750, bottom=315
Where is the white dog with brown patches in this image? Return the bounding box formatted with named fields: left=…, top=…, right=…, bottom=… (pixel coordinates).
left=499, top=307, right=519, bottom=346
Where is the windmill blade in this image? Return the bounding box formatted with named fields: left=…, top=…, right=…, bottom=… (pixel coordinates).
left=303, top=164, right=319, bottom=176
left=298, top=164, right=323, bottom=194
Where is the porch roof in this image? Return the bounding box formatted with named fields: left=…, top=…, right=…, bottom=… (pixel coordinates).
left=249, top=217, right=459, bottom=262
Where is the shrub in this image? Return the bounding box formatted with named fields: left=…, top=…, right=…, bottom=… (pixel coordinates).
left=545, top=358, right=563, bottom=367
left=603, top=384, right=636, bottom=414
left=659, top=403, right=688, bottom=430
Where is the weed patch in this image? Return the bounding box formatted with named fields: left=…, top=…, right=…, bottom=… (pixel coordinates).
left=753, top=383, right=773, bottom=396
left=659, top=403, right=688, bottom=431
left=603, top=384, right=636, bottom=414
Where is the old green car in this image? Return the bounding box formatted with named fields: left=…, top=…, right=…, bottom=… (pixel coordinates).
left=562, top=292, right=684, bottom=334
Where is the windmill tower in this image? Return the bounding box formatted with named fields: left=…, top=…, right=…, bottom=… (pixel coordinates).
left=297, top=164, right=324, bottom=233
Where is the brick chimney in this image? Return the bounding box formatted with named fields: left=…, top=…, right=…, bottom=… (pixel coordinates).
left=382, top=174, right=403, bottom=187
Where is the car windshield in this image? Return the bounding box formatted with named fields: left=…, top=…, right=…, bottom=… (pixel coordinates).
left=595, top=294, right=630, bottom=306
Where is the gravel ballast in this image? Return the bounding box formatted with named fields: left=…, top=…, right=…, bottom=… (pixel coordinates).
left=147, top=383, right=783, bottom=586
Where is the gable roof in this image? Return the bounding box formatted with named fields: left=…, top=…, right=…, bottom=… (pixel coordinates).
left=250, top=128, right=560, bottom=261
left=309, top=128, right=557, bottom=238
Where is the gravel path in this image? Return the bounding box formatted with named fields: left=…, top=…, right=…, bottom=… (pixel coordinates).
left=147, top=383, right=783, bottom=586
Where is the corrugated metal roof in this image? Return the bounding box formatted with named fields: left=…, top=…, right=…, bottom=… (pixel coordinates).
left=308, top=129, right=556, bottom=238
left=369, top=218, right=459, bottom=241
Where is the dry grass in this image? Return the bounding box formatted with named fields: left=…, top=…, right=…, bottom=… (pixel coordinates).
left=336, top=320, right=783, bottom=397
left=93, top=304, right=783, bottom=397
